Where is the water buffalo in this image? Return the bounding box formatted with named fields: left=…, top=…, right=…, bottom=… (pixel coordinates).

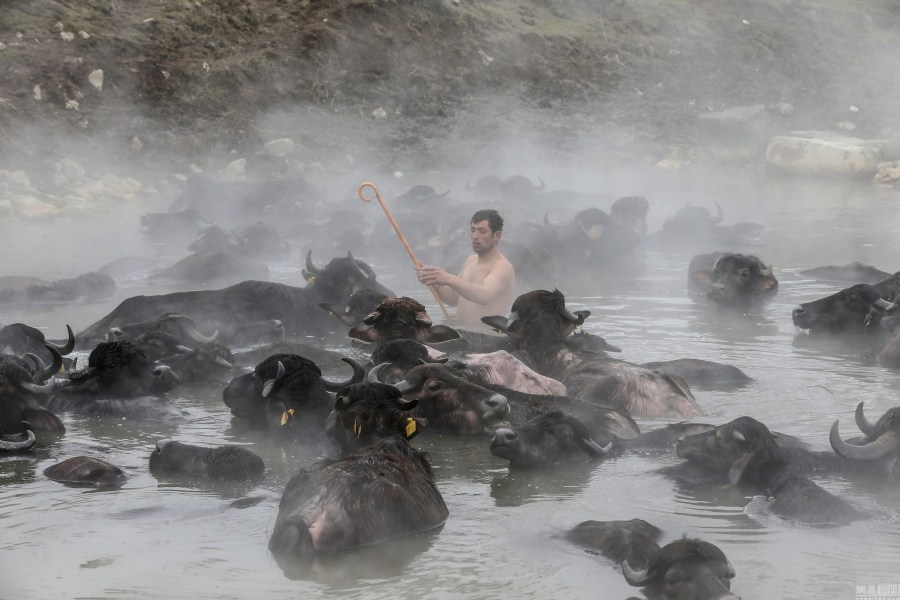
left=829, top=402, right=900, bottom=482
left=567, top=519, right=739, bottom=600
left=320, top=289, right=388, bottom=328
left=640, top=359, right=752, bottom=387
left=0, top=272, right=115, bottom=304
left=44, top=456, right=127, bottom=487
left=0, top=359, right=66, bottom=441
left=543, top=207, right=642, bottom=266
left=347, top=296, right=461, bottom=344
left=610, top=195, right=650, bottom=237
left=394, top=184, right=450, bottom=203
left=490, top=411, right=614, bottom=468
left=169, top=175, right=324, bottom=223
left=78, top=252, right=394, bottom=344
left=688, top=253, right=777, bottom=308
left=189, top=222, right=289, bottom=259
left=658, top=203, right=763, bottom=247
left=387, top=362, right=638, bottom=439
left=676, top=416, right=864, bottom=524
left=0, top=323, right=75, bottom=368
left=148, top=250, right=269, bottom=285
left=158, top=343, right=235, bottom=385
left=482, top=289, right=702, bottom=419
left=41, top=341, right=182, bottom=420
left=222, top=354, right=364, bottom=431
left=791, top=283, right=896, bottom=335
left=149, top=440, right=265, bottom=481
left=799, top=263, right=894, bottom=284
left=106, top=312, right=219, bottom=347
left=268, top=383, right=448, bottom=563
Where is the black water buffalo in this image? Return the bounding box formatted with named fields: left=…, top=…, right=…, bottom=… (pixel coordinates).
left=610, top=195, right=650, bottom=237
left=490, top=411, right=614, bottom=468
left=367, top=339, right=448, bottom=385
left=268, top=383, right=448, bottom=563
left=567, top=520, right=739, bottom=600
left=189, top=222, right=289, bottom=259
left=347, top=296, right=461, bottom=344
left=388, top=362, right=638, bottom=439
left=675, top=416, right=864, bottom=524
left=149, top=440, right=265, bottom=481
left=41, top=341, right=182, bottom=420
left=640, top=359, right=752, bottom=387
left=830, top=402, right=900, bottom=482
left=0, top=359, right=66, bottom=442
left=544, top=207, right=642, bottom=266
left=320, top=289, right=388, bottom=328
left=106, top=312, right=219, bottom=347
left=149, top=250, right=269, bottom=285
left=0, top=323, right=75, bottom=368
left=394, top=184, right=450, bottom=203
left=0, top=272, right=115, bottom=304
left=158, top=343, right=235, bottom=385
left=389, top=363, right=510, bottom=435
left=78, top=252, right=394, bottom=344
left=482, top=289, right=702, bottom=419
left=799, top=263, right=894, bottom=284
left=169, top=175, right=324, bottom=223
left=222, top=354, right=364, bottom=431
left=44, top=456, right=127, bottom=487
left=791, top=283, right=896, bottom=334
left=688, top=253, right=777, bottom=308
left=658, top=203, right=763, bottom=247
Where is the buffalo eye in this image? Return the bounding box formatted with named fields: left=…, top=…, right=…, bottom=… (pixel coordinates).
left=426, top=380, right=441, bottom=391
left=739, top=269, right=750, bottom=279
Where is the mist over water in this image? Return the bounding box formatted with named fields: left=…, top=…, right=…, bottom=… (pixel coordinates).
left=1, top=163, right=900, bottom=599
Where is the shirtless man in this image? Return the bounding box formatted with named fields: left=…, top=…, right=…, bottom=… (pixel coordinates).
left=417, top=209, right=516, bottom=327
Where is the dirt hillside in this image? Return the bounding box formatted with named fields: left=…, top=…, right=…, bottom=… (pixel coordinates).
left=2, top=0, right=899, bottom=178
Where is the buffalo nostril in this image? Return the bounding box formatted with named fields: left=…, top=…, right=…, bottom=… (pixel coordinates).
left=109, top=327, right=125, bottom=339
left=792, top=307, right=806, bottom=317
left=153, top=366, right=173, bottom=377
left=492, top=428, right=517, bottom=443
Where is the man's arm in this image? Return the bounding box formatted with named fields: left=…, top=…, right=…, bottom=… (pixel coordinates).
left=417, top=265, right=460, bottom=306
left=418, top=260, right=513, bottom=306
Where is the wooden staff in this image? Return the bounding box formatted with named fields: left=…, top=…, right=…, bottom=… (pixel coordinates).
left=357, top=181, right=450, bottom=319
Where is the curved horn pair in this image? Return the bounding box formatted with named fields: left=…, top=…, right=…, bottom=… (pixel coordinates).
left=322, top=358, right=366, bottom=392
left=830, top=406, right=900, bottom=461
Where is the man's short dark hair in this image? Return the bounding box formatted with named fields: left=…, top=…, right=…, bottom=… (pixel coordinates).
left=471, top=209, right=503, bottom=233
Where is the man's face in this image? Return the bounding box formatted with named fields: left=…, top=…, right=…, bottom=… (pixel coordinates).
left=471, top=219, right=500, bottom=255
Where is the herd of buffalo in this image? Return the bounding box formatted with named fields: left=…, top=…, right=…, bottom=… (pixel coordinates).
left=3, top=174, right=900, bottom=600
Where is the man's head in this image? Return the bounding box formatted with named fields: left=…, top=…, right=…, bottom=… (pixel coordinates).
left=470, top=209, right=503, bottom=256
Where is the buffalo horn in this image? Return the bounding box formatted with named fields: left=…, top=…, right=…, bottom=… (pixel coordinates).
left=368, top=362, right=390, bottom=382
left=621, top=560, right=650, bottom=586
left=32, top=345, right=62, bottom=380
left=830, top=420, right=900, bottom=461
left=580, top=437, right=613, bottom=456
left=20, top=378, right=55, bottom=395
left=874, top=298, right=900, bottom=312
left=214, top=356, right=235, bottom=369
left=760, top=263, right=773, bottom=277
left=0, top=429, right=36, bottom=452
left=363, top=311, right=382, bottom=326
left=543, top=213, right=561, bottom=228
left=262, top=361, right=285, bottom=398
left=711, top=202, right=724, bottom=224
left=855, top=401, right=879, bottom=438
left=732, top=429, right=746, bottom=443
left=186, top=326, right=218, bottom=344
left=46, top=325, right=75, bottom=355
left=711, top=255, right=724, bottom=273
left=391, top=377, right=416, bottom=393
left=396, top=398, right=419, bottom=411
left=560, top=307, right=584, bottom=324
left=322, top=358, right=366, bottom=392
left=305, top=250, right=324, bottom=275
left=535, top=177, right=546, bottom=191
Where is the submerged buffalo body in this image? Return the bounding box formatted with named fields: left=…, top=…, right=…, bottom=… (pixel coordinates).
left=149, top=440, right=265, bottom=481
left=44, top=456, right=127, bottom=487
left=269, top=383, right=447, bottom=562
left=79, top=253, right=393, bottom=345
left=483, top=289, right=701, bottom=419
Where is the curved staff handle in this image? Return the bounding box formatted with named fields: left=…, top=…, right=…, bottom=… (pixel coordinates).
left=357, top=181, right=450, bottom=319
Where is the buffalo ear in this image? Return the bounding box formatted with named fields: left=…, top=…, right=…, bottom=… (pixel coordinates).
left=573, top=310, right=591, bottom=325
left=347, top=325, right=380, bottom=343
left=422, top=325, right=461, bottom=343
left=481, top=315, right=512, bottom=334
left=727, top=452, right=755, bottom=486
left=689, top=270, right=715, bottom=288
left=362, top=311, right=381, bottom=326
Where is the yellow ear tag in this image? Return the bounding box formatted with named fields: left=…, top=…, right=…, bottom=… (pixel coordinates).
left=306, top=276, right=316, bottom=287
left=280, top=408, right=295, bottom=426
left=354, top=418, right=363, bottom=438
left=405, top=417, right=417, bottom=438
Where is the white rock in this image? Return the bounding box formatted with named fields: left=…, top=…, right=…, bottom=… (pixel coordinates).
left=766, top=131, right=885, bottom=176
left=58, top=158, right=86, bottom=183
left=264, top=138, right=295, bottom=157
left=101, top=174, right=143, bottom=198
left=10, top=194, right=59, bottom=218
left=190, top=163, right=203, bottom=174
left=60, top=31, right=75, bottom=41
left=88, top=69, right=104, bottom=90
left=654, top=158, right=690, bottom=172
left=837, top=121, right=856, bottom=131
left=130, top=136, right=144, bottom=153
left=222, top=158, right=246, bottom=180
left=372, top=107, right=387, bottom=119
left=875, top=161, right=900, bottom=186
left=78, top=31, right=90, bottom=39
left=65, top=100, right=79, bottom=110
left=33, top=85, right=42, bottom=101
left=696, top=104, right=770, bottom=161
